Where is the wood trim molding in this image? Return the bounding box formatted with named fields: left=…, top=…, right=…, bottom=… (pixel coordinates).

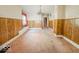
left=49, top=28, right=79, bottom=49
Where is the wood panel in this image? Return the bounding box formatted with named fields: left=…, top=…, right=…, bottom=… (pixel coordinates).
left=53, top=20, right=58, bottom=34
left=15, top=19, right=23, bottom=33
left=63, top=19, right=73, bottom=39
left=63, top=19, right=79, bottom=44
left=48, top=19, right=79, bottom=44
left=57, top=19, right=64, bottom=35
left=28, top=20, right=42, bottom=28
left=72, top=23, right=79, bottom=44
left=28, top=20, right=35, bottom=28
left=48, top=20, right=53, bottom=28
left=53, top=19, right=64, bottom=35
left=0, top=19, right=1, bottom=45
left=7, top=19, right=17, bottom=40
left=34, top=21, right=42, bottom=28
left=0, top=18, right=8, bottom=45
left=0, top=17, right=23, bottom=45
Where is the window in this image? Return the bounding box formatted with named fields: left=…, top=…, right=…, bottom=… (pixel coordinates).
left=22, top=15, right=27, bottom=26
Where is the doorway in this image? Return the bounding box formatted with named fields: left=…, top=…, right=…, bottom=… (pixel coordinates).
left=43, top=17, right=48, bottom=28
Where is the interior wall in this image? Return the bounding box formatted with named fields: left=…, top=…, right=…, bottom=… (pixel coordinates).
left=41, top=5, right=55, bottom=20
left=22, top=5, right=55, bottom=28
left=65, top=5, right=79, bottom=26
left=22, top=5, right=41, bottom=21
left=0, top=17, right=23, bottom=45
left=54, top=5, right=65, bottom=19
left=0, top=5, right=22, bottom=19
left=22, top=5, right=55, bottom=21
left=65, top=5, right=79, bottom=18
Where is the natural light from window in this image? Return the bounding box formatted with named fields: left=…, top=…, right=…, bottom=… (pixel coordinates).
left=22, top=15, right=27, bottom=26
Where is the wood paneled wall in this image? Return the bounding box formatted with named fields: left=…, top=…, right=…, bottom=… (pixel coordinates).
left=28, top=20, right=42, bottom=28
left=7, top=19, right=17, bottom=40
left=48, top=20, right=53, bottom=28
left=49, top=19, right=79, bottom=44
left=72, top=25, right=79, bottom=44
left=63, top=19, right=73, bottom=39
left=0, top=17, right=23, bottom=45
left=0, top=18, right=8, bottom=45
left=51, top=19, right=64, bottom=35
left=63, top=19, right=79, bottom=44
left=57, top=19, right=64, bottom=35
left=15, top=19, right=23, bottom=32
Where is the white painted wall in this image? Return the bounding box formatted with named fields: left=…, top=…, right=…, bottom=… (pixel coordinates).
left=22, top=5, right=79, bottom=20
left=65, top=5, right=79, bottom=18
left=54, top=5, right=65, bottom=19
left=0, top=5, right=22, bottom=19
left=22, top=5, right=41, bottom=21
left=65, top=5, right=79, bottom=26
left=41, top=5, right=55, bottom=20
left=22, top=5, right=55, bottom=20
left=0, top=5, right=69, bottom=20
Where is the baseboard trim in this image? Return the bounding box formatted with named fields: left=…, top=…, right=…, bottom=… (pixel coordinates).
left=0, top=27, right=29, bottom=50
left=48, top=28, right=79, bottom=48
left=62, top=36, right=79, bottom=49
left=56, top=35, right=79, bottom=49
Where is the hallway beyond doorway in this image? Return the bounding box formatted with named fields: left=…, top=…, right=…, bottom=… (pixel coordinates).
left=7, top=28, right=79, bottom=53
